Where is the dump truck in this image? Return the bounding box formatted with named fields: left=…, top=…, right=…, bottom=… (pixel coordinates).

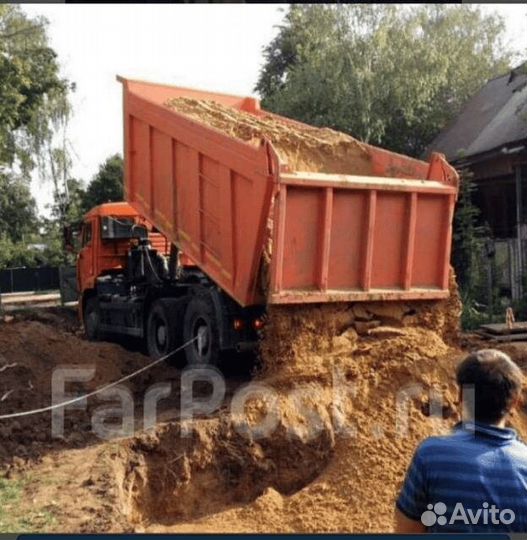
left=73, top=76, right=459, bottom=365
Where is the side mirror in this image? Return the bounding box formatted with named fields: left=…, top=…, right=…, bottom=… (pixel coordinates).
left=131, top=224, right=148, bottom=240
left=63, top=225, right=74, bottom=252
left=63, top=224, right=80, bottom=252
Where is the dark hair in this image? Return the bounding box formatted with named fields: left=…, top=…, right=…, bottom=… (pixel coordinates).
left=456, top=349, right=524, bottom=424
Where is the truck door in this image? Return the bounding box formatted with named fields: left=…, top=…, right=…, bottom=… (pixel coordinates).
left=77, top=218, right=95, bottom=293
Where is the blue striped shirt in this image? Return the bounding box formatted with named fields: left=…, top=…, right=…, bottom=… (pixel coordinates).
left=396, top=422, right=527, bottom=532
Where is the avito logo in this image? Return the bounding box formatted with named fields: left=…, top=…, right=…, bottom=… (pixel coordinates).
left=421, top=501, right=515, bottom=527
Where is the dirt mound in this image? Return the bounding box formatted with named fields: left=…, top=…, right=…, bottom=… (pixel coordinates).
left=117, top=328, right=461, bottom=533
left=111, top=288, right=469, bottom=533
left=113, top=269, right=524, bottom=533
left=0, top=317, right=154, bottom=464
left=133, top=295, right=525, bottom=533
left=1, top=295, right=525, bottom=533
left=165, top=97, right=373, bottom=175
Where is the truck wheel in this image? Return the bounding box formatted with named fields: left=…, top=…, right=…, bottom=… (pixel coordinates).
left=84, top=296, right=102, bottom=341
left=183, top=295, right=220, bottom=366
left=146, top=300, right=180, bottom=360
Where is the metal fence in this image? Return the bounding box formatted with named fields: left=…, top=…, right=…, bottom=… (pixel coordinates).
left=0, top=266, right=60, bottom=294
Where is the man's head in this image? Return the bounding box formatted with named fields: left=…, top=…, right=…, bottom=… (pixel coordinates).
left=456, top=349, right=524, bottom=425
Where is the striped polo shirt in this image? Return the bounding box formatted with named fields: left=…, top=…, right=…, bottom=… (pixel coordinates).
left=396, top=422, right=527, bottom=532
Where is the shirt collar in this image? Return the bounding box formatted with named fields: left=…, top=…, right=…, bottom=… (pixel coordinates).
left=454, top=421, right=517, bottom=442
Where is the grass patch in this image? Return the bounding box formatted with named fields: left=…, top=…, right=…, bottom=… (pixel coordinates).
left=0, top=477, right=57, bottom=532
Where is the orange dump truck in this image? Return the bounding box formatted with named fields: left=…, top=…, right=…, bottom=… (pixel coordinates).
left=75, top=77, right=459, bottom=364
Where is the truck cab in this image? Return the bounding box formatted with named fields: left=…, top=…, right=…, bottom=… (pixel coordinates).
left=77, top=202, right=168, bottom=297
left=77, top=202, right=262, bottom=365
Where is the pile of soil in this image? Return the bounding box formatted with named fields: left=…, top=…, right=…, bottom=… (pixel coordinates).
left=0, top=295, right=525, bottom=533
left=0, top=312, right=166, bottom=464
left=165, top=98, right=373, bottom=175
left=115, top=282, right=525, bottom=533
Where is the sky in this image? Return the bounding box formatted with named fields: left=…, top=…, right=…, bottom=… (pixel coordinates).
left=21, top=3, right=527, bottom=216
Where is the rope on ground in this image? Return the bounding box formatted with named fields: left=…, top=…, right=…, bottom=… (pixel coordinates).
left=0, top=336, right=197, bottom=420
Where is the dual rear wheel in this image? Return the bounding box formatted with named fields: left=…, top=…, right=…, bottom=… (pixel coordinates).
left=146, top=295, right=219, bottom=365
left=84, top=294, right=221, bottom=366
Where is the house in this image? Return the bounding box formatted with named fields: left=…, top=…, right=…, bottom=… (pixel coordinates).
left=426, top=62, right=527, bottom=299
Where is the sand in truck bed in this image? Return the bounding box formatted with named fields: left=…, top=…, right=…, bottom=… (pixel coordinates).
left=165, top=97, right=374, bottom=175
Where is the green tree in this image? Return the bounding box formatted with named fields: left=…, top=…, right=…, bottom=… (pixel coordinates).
left=82, top=154, right=124, bottom=211
left=452, top=171, right=487, bottom=296
left=452, top=170, right=498, bottom=328
left=0, top=236, right=40, bottom=269
left=0, top=173, right=41, bottom=269
left=0, top=6, right=74, bottom=269
left=0, top=4, right=71, bottom=173
left=0, top=173, right=38, bottom=242
left=256, top=5, right=513, bottom=157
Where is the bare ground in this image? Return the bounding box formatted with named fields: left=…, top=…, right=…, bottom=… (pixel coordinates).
left=0, top=304, right=525, bottom=533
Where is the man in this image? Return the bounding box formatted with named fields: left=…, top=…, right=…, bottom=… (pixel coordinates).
left=395, top=349, right=527, bottom=533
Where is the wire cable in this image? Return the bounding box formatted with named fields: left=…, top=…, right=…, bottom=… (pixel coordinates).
left=0, top=336, right=197, bottom=420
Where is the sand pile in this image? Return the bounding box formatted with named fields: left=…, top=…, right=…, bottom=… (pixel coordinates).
left=114, top=269, right=526, bottom=533
left=0, top=302, right=525, bottom=533
left=259, top=272, right=462, bottom=382
left=114, top=293, right=459, bottom=531
left=134, top=292, right=525, bottom=533
left=165, top=98, right=373, bottom=175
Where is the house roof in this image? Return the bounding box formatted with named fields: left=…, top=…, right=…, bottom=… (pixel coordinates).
left=425, top=63, right=527, bottom=162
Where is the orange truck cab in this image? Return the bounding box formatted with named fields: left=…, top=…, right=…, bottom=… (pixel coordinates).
left=78, top=202, right=168, bottom=297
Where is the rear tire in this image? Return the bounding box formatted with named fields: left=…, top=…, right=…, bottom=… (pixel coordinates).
left=84, top=296, right=102, bottom=341
left=183, top=295, right=220, bottom=366
left=146, top=299, right=181, bottom=360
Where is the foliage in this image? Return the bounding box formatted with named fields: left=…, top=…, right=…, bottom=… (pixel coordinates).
left=0, top=171, right=41, bottom=268
left=39, top=178, right=87, bottom=266
left=0, top=234, right=39, bottom=269
left=0, top=172, right=38, bottom=242
left=0, top=152, right=124, bottom=269
left=0, top=5, right=74, bottom=270
left=256, top=4, right=512, bottom=157
left=49, top=178, right=86, bottom=226
left=0, top=4, right=71, bottom=174
left=452, top=171, right=486, bottom=297
left=82, top=154, right=124, bottom=210
left=33, top=154, right=124, bottom=267
left=452, top=170, right=499, bottom=329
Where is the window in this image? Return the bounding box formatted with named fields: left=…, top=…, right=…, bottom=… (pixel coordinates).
left=82, top=222, right=93, bottom=247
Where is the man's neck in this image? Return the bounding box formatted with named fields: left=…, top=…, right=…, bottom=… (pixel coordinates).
left=464, top=417, right=507, bottom=429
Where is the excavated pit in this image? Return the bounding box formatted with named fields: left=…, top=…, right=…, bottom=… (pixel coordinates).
left=114, top=411, right=335, bottom=525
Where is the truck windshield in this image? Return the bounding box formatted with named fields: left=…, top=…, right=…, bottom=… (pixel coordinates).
left=100, top=216, right=137, bottom=240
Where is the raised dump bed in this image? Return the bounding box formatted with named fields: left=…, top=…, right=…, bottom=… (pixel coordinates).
left=118, top=76, right=459, bottom=307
